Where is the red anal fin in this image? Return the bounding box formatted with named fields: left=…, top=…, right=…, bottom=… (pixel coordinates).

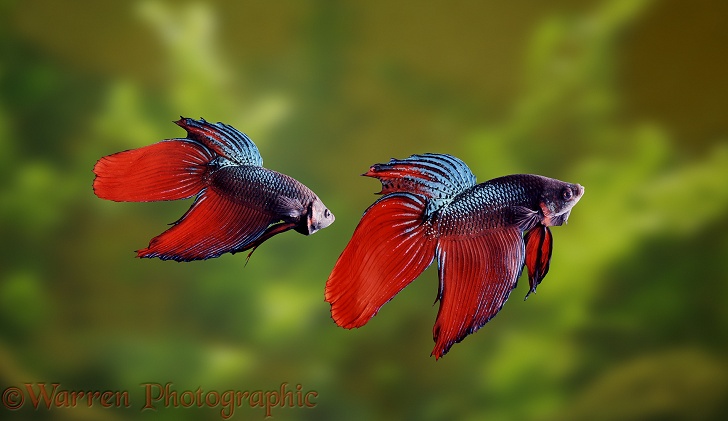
left=325, top=193, right=436, bottom=329
left=137, top=189, right=275, bottom=261
left=93, top=140, right=213, bottom=202
left=523, top=224, right=553, bottom=299
left=432, top=228, right=524, bottom=359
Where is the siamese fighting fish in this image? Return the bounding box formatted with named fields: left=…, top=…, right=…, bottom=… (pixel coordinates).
left=93, top=117, right=335, bottom=261
left=325, top=153, right=583, bottom=359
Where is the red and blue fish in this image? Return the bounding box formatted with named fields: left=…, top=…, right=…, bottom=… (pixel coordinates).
left=93, top=117, right=335, bottom=261
left=94, top=122, right=583, bottom=359
left=325, top=153, right=584, bottom=359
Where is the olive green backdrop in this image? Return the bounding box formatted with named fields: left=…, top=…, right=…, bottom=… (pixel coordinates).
left=1, top=0, right=727, bottom=420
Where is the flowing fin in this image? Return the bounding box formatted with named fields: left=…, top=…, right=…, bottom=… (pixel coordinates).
left=176, top=117, right=263, bottom=166
left=325, top=193, right=436, bottom=329
left=137, top=189, right=275, bottom=261
left=93, top=140, right=213, bottom=202
left=432, top=228, right=525, bottom=359
left=364, top=153, right=476, bottom=214
left=523, top=224, right=553, bottom=299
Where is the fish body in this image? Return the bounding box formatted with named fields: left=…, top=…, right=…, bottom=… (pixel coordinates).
left=210, top=166, right=317, bottom=227
left=325, top=154, right=583, bottom=359
left=93, top=117, right=334, bottom=261
left=435, top=174, right=578, bottom=233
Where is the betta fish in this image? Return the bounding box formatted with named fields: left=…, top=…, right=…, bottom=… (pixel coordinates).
left=325, top=153, right=583, bottom=359
left=93, top=117, right=335, bottom=261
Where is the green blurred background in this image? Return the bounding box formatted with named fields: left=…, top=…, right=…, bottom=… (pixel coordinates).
left=1, top=0, right=727, bottom=419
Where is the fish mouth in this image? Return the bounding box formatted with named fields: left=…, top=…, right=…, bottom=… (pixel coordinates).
left=553, top=210, right=571, bottom=225
left=306, top=212, right=335, bottom=235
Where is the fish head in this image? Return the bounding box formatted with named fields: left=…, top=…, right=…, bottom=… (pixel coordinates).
left=304, top=198, right=335, bottom=235
left=539, top=180, right=584, bottom=226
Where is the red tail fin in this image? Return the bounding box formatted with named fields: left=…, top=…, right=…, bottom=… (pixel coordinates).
left=325, top=193, right=436, bottom=328
left=93, top=140, right=213, bottom=202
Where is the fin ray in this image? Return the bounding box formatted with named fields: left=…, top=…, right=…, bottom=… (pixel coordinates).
left=137, top=189, right=275, bottom=261
left=175, top=117, right=263, bottom=166
left=432, top=227, right=525, bottom=359
left=364, top=154, right=476, bottom=209
left=93, top=140, right=212, bottom=202
left=325, top=193, right=436, bottom=328
left=524, top=224, right=553, bottom=298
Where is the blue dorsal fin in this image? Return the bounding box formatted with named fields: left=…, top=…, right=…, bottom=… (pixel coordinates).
left=365, top=153, right=476, bottom=213
left=175, top=117, right=263, bottom=166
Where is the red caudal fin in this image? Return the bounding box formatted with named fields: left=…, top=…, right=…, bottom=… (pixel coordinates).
left=137, top=188, right=276, bottom=261
left=325, top=193, right=436, bottom=328
left=93, top=140, right=213, bottom=202
left=432, top=228, right=525, bottom=359
left=523, top=224, right=553, bottom=299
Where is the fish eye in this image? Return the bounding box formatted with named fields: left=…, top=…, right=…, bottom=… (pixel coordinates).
left=324, top=209, right=330, bottom=218
left=562, top=188, right=573, bottom=201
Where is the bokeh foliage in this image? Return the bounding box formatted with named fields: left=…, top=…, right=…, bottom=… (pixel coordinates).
left=1, top=0, right=727, bottom=420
